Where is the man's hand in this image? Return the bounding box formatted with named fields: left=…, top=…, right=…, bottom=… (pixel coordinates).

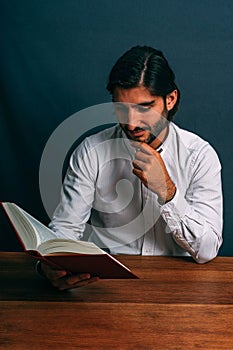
left=132, top=142, right=176, bottom=204
left=40, top=262, right=99, bottom=291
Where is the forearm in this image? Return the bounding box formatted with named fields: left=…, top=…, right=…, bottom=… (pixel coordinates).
left=157, top=177, right=176, bottom=205
left=160, top=189, right=223, bottom=263
left=171, top=213, right=222, bottom=264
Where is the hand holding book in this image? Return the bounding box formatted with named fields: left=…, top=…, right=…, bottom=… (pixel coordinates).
left=39, top=261, right=100, bottom=290
left=1, top=202, right=138, bottom=288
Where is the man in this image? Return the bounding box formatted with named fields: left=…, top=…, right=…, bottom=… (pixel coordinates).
left=40, top=46, right=223, bottom=290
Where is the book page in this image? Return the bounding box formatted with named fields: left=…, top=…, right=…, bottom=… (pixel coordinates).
left=3, top=202, right=106, bottom=257
left=2, top=202, right=36, bottom=249
left=21, top=209, right=57, bottom=245
left=38, top=239, right=105, bottom=255
left=3, top=203, right=57, bottom=250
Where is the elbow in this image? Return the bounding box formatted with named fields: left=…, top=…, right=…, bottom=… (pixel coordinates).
left=193, top=253, right=217, bottom=264
left=192, top=231, right=223, bottom=264
left=192, top=242, right=222, bottom=264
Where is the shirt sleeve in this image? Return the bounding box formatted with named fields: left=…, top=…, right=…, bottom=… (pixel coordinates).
left=160, top=144, right=223, bottom=264
left=48, top=138, right=97, bottom=241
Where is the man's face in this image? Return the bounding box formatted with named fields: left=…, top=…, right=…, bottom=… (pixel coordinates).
left=113, top=86, right=169, bottom=147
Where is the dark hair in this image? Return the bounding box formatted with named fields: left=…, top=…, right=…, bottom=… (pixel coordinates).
left=106, top=45, right=180, bottom=120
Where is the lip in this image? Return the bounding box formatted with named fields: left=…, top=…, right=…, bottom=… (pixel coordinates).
left=130, top=130, right=146, bottom=138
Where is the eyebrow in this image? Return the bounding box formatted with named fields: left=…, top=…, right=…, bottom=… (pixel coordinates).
left=112, top=99, right=155, bottom=106
left=137, top=100, right=155, bottom=107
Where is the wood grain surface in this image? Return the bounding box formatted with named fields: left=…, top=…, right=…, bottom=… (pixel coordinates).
left=1, top=252, right=233, bottom=349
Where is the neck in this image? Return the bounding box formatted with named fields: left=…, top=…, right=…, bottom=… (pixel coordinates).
left=149, top=126, right=169, bottom=150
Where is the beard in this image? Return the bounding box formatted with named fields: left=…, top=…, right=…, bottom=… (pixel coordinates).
left=121, top=107, right=169, bottom=145
left=146, top=114, right=169, bottom=144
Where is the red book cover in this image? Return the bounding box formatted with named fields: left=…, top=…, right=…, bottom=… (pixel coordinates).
left=40, top=253, right=138, bottom=279
left=1, top=202, right=138, bottom=279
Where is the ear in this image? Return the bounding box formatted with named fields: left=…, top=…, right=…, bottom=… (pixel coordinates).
left=166, top=90, right=178, bottom=111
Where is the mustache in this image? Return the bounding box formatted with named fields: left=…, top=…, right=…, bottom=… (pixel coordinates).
left=125, top=126, right=150, bottom=133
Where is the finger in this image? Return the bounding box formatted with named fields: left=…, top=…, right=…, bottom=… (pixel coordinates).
left=49, top=270, right=67, bottom=279
left=66, top=276, right=100, bottom=290
left=58, top=276, right=99, bottom=291
left=41, top=263, right=67, bottom=279
left=132, top=141, right=162, bottom=158
left=55, top=273, right=94, bottom=288
left=131, top=141, right=154, bottom=155
left=132, top=168, right=148, bottom=186
left=134, top=150, right=150, bottom=163
left=66, top=273, right=91, bottom=285
left=132, top=159, right=146, bottom=171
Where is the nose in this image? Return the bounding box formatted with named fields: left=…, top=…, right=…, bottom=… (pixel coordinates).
left=126, top=106, right=141, bottom=130
left=119, top=105, right=139, bottom=129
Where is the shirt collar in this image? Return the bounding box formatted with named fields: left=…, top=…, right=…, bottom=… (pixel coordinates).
left=119, top=122, right=174, bottom=157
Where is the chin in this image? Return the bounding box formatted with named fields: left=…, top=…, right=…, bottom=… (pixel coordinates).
left=132, top=136, right=148, bottom=143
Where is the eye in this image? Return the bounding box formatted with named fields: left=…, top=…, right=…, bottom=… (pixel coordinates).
left=114, top=103, right=128, bottom=114
left=136, top=105, right=151, bottom=113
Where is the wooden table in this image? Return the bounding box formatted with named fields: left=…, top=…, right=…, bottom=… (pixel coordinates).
left=1, top=252, right=233, bottom=349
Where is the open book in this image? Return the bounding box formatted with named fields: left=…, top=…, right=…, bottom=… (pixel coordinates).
left=1, top=202, right=138, bottom=279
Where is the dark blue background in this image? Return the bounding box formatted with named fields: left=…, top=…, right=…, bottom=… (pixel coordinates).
left=0, top=0, right=232, bottom=255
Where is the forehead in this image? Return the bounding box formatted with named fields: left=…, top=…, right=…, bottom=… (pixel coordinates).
left=113, top=86, right=158, bottom=104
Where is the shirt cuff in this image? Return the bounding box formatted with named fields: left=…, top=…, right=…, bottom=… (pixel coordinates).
left=36, top=260, right=46, bottom=277
left=159, top=188, right=188, bottom=228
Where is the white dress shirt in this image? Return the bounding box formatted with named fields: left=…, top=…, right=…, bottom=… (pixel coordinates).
left=49, top=123, right=223, bottom=263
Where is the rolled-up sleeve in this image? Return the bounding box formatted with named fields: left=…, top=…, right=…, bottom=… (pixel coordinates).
left=160, top=144, right=223, bottom=263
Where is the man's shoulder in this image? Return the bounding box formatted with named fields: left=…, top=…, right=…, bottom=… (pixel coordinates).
left=171, top=123, right=221, bottom=167
left=84, top=123, right=121, bottom=145
left=69, top=124, right=122, bottom=166
left=171, top=123, right=209, bottom=150
left=72, top=124, right=122, bottom=158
